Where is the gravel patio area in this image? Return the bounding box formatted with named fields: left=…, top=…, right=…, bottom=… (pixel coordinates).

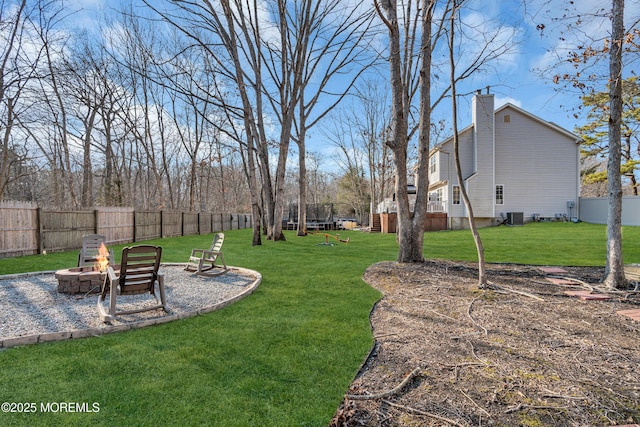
left=0, top=264, right=261, bottom=349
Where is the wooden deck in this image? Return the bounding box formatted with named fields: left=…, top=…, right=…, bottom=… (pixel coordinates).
left=284, top=221, right=335, bottom=231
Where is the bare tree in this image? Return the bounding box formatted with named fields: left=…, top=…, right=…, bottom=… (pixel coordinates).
left=375, top=0, right=439, bottom=262
left=144, top=0, right=276, bottom=244
left=0, top=0, right=255, bottom=215
left=356, top=80, right=394, bottom=221
left=604, top=0, right=626, bottom=289
left=277, top=1, right=378, bottom=236
left=323, top=78, right=393, bottom=226
left=0, top=0, right=29, bottom=200
left=68, top=48, right=99, bottom=208
left=0, top=0, right=68, bottom=203
left=145, top=0, right=377, bottom=243
left=166, top=52, right=220, bottom=211
left=60, top=35, right=125, bottom=208
left=105, top=6, right=179, bottom=209
left=376, top=0, right=520, bottom=263
left=448, top=0, right=486, bottom=287
left=324, top=109, right=371, bottom=222
left=38, top=3, right=80, bottom=208
left=304, top=152, right=335, bottom=213
left=541, top=1, right=638, bottom=289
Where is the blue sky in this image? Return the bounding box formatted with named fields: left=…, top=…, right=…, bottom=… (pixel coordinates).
left=448, top=0, right=639, bottom=134
left=59, top=0, right=639, bottom=160
left=313, top=0, right=640, bottom=162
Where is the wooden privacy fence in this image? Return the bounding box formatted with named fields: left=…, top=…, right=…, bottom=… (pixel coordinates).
left=0, top=201, right=252, bottom=259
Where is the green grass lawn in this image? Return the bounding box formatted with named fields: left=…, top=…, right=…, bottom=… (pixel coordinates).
left=426, top=221, right=640, bottom=266
left=0, top=223, right=638, bottom=426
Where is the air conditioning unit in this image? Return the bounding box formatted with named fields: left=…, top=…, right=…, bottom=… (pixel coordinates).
left=506, top=212, right=524, bottom=226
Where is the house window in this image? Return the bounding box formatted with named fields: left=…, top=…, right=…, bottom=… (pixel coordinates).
left=495, top=185, right=504, bottom=205
left=452, top=186, right=461, bottom=205
left=429, top=155, right=437, bottom=174
left=503, top=114, right=510, bottom=123
left=429, top=189, right=444, bottom=202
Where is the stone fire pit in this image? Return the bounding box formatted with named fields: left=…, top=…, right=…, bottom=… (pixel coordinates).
left=55, top=265, right=120, bottom=295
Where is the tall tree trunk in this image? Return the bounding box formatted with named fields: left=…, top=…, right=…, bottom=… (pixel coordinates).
left=367, top=129, right=377, bottom=225
left=379, top=1, right=414, bottom=261
left=406, top=0, right=436, bottom=263
left=604, top=0, right=626, bottom=289
left=270, top=132, right=291, bottom=241
left=377, top=0, right=434, bottom=263
left=103, top=113, right=115, bottom=205
left=449, top=2, right=486, bottom=288
left=81, top=108, right=97, bottom=207
left=0, top=0, right=26, bottom=200
left=238, top=127, right=263, bottom=246
left=0, top=98, right=15, bottom=199
left=219, top=0, right=266, bottom=244
left=45, top=42, right=78, bottom=208
left=296, top=89, right=307, bottom=237
left=296, top=134, right=308, bottom=236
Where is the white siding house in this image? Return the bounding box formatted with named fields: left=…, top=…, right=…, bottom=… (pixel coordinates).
left=427, top=91, right=581, bottom=229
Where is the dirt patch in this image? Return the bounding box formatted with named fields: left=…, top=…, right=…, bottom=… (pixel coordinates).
left=332, top=260, right=640, bottom=426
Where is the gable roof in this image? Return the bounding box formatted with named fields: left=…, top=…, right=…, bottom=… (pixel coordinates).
left=496, top=103, right=582, bottom=142
left=430, top=102, right=582, bottom=155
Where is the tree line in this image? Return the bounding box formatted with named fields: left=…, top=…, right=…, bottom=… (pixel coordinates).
left=0, top=0, right=250, bottom=212
left=0, top=0, right=390, bottom=234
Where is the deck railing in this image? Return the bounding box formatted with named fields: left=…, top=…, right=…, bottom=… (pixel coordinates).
left=376, top=199, right=446, bottom=214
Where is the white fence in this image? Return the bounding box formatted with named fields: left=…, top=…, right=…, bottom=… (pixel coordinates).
left=579, top=197, right=640, bottom=226
left=376, top=199, right=445, bottom=214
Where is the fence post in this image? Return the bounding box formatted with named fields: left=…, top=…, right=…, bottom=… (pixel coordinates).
left=161, top=210, right=165, bottom=238
left=94, top=209, right=99, bottom=234
left=37, top=207, right=44, bottom=254
left=133, top=210, right=137, bottom=242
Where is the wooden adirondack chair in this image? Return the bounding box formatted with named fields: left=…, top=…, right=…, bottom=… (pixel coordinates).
left=184, top=232, right=228, bottom=277
left=78, top=234, right=114, bottom=267
left=97, top=245, right=167, bottom=323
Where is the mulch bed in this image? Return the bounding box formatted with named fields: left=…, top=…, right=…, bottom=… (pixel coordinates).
left=331, top=260, right=640, bottom=426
